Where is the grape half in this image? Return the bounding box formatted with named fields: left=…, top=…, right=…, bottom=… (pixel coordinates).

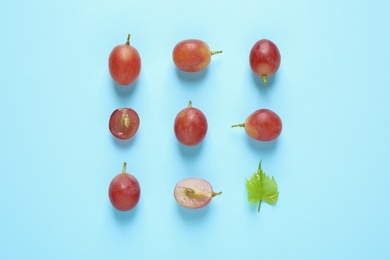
left=172, top=39, right=222, bottom=72
left=174, top=101, right=207, bottom=146
left=249, top=39, right=281, bottom=84
left=108, top=34, right=141, bottom=86
left=232, top=109, right=282, bottom=141
left=174, top=178, right=221, bottom=209
left=109, top=162, right=141, bottom=211
left=109, top=108, right=140, bottom=140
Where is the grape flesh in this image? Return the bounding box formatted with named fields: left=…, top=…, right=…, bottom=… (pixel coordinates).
left=172, top=39, right=221, bottom=72
left=109, top=108, right=140, bottom=140
left=108, top=34, right=141, bottom=86
left=174, top=101, right=207, bottom=146
left=233, top=109, right=282, bottom=141
left=174, top=178, right=221, bottom=209
left=109, top=162, right=140, bottom=211
left=249, top=39, right=281, bottom=84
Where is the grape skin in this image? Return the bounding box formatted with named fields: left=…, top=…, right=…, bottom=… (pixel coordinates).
left=108, top=34, right=141, bottom=86
left=174, top=101, right=207, bottom=146
left=109, top=163, right=140, bottom=211
left=245, top=109, right=282, bottom=141
left=249, top=39, right=281, bottom=84
left=172, top=39, right=221, bottom=72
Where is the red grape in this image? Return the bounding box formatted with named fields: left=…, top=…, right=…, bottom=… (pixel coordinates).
left=249, top=39, right=281, bottom=84
left=108, top=34, right=141, bottom=86
left=232, top=109, right=282, bottom=141
left=172, top=39, right=222, bottom=72
left=109, top=108, right=140, bottom=140
left=109, top=162, right=140, bottom=211
left=174, top=101, right=208, bottom=146
left=174, top=178, right=222, bottom=209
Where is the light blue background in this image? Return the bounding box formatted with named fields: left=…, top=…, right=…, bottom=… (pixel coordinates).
left=1, top=0, right=389, bottom=259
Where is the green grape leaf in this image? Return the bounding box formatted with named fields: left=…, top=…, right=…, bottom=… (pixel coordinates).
left=246, top=160, right=279, bottom=212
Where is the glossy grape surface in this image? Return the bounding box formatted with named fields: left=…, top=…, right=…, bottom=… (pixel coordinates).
left=174, top=101, right=208, bottom=146
left=233, top=109, right=282, bottom=141
left=109, top=163, right=140, bottom=211
left=245, top=109, right=282, bottom=141
left=174, top=178, right=221, bottom=209
left=109, top=108, right=140, bottom=140
left=249, top=39, right=281, bottom=84
left=172, top=39, right=221, bottom=72
left=108, top=34, right=141, bottom=86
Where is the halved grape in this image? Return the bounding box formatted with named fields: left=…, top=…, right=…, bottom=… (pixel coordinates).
left=174, top=178, right=221, bottom=209
left=109, top=108, right=140, bottom=140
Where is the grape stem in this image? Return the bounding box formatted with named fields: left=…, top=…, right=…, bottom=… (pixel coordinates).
left=212, top=191, right=222, bottom=197
left=125, top=34, right=131, bottom=46
left=262, top=75, right=267, bottom=85
left=211, top=50, right=222, bottom=55
left=188, top=100, right=192, bottom=108
left=231, top=123, right=245, bottom=128
left=183, top=187, right=222, bottom=198
left=122, top=162, right=127, bottom=173
left=258, top=200, right=262, bottom=212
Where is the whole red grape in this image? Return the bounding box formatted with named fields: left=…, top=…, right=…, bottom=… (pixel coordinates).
left=109, top=162, right=140, bottom=211
left=174, top=101, right=208, bottom=146
left=249, top=39, right=281, bottom=84
left=109, top=108, right=140, bottom=140
left=232, top=109, right=282, bottom=141
left=172, top=39, right=222, bottom=72
left=174, top=178, right=222, bottom=209
left=108, top=34, right=141, bottom=86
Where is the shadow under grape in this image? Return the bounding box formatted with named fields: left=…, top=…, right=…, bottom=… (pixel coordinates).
left=177, top=140, right=204, bottom=158
left=175, top=67, right=209, bottom=83
left=112, top=205, right=138, bottom=223
left=246, top=135, right=279, bottom=152
left=176, top=203, right=210, bottom=222
left=112, top=134, right=138, bottom=148
left=111, top=77, right=138, bottom=97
